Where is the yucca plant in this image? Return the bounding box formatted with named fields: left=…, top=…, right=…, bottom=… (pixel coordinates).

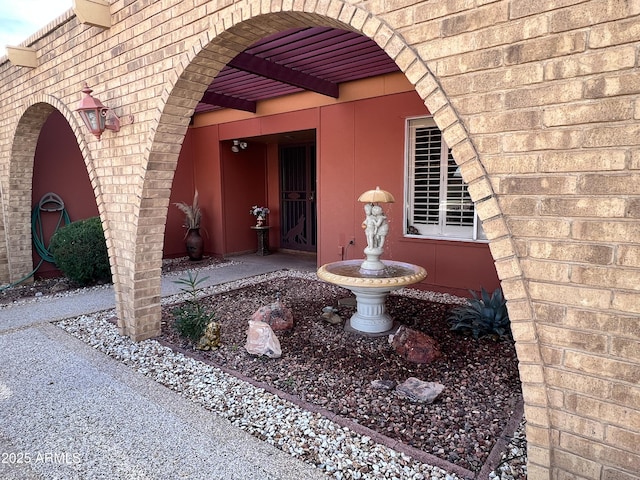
left=174, top=190, right=201, bottom=231
left=448, top=287, right=510, bottom=339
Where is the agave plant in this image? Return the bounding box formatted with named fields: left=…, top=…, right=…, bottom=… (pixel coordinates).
left=174, top=190, right=201, bottom=230
left=448, top=287, right=510, bottom=339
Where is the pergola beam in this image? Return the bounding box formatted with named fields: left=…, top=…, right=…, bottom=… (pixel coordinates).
left=200, top=91, right=257, bottom=113
left=229, top=52, right=339, bottom=98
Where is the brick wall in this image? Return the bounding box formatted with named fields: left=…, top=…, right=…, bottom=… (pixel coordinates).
left=0, top=1, right=638, bottom=478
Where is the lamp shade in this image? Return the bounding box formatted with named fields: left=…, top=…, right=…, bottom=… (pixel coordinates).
left=357, top=186, right=395, bottom=203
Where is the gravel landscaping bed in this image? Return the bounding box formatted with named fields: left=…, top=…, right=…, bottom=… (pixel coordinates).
left=6, top=257, right=526, bottom=478
left=158, top=272, right=523, bottom=474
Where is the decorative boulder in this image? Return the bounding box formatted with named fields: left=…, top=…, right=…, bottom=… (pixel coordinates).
left=390, top=325, right=441, bottom=364
left=245, top=320, right=282, bottom=358
left=395, top=377, right=445, bottom=403
left=197, top=321, right=221, bottom=351
left=251, top=299, right=294, bottom=331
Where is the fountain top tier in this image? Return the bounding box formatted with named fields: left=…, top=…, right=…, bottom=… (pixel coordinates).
left=317, top=185, right=427, bottom=287
left=317, top=259, right=427, bottom=289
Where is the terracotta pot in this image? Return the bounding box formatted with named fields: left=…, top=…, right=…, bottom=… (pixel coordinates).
left=185, top=228, right=204, bottom=260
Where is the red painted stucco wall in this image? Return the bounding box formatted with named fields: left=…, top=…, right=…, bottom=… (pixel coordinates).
left=178, top=88, right=499, bottom=296
left=220, top=140, right=268, bottom=253
left=167, top=109, right=321, bottom=258
left=165, top=129, right=197, bottom=257
left=317, top=92, right=499, bottom=296
left=31, top=111, right=99, bottom=278
left=31, top=90, right=498, bottom=295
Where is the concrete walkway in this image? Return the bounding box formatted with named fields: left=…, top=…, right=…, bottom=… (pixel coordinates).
left=0, top=253, right=326, bottom=479
left=0, top=253, right=317, bottom=333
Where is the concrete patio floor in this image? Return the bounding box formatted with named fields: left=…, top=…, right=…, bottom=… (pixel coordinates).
left=0, top=252, right=325, bottom=480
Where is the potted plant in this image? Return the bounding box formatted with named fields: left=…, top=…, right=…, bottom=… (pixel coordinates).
left=174, top=190, right=203, bottom=260
left=250, top=205, right=270, bottom=226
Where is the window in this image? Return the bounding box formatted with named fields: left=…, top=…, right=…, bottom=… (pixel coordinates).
left=405, top=117, right=486, bottom=241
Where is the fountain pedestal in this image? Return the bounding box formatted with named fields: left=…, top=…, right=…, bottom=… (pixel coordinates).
left=317, top=260, right=427, bottom=335
left=347, top=285, right=396, bottom=333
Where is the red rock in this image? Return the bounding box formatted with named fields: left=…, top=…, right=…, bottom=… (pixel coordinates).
left=390, top=325, right=441, bottom=364
left=251, top=299, right=294, bottom=331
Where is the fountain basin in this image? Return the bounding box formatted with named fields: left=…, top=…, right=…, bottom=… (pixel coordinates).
left=317, top=260, right=427, bottom=334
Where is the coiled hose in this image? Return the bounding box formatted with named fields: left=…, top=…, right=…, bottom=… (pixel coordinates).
left=0, top=192, right=70, bottom=291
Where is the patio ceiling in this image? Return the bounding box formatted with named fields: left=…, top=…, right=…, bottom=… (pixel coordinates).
left=195, top=27, right=401, bottom=114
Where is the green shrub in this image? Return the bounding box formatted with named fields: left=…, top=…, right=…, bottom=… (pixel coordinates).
left=49, top=216, right=111, bottom=286
left=448, top=287, right=510, bottom=339
left=172, top=271, right=216, bottom=342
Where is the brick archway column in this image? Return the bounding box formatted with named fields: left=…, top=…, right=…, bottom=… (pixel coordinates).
left=4, top=95, right=130, bottom=341
left=119, top=120, right=193, bottom=340
left=5, top=96, right=103, bottom=286
left=5, top=103, right=55, bottom=283
left=341, top=8, right=551, bottom=478
left=410, top=76, right=551, bottom=479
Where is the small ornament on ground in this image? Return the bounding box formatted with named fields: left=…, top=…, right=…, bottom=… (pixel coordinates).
left=197, top=320, right=221, bottom=350
left=321, top=306, right=342, bottom=325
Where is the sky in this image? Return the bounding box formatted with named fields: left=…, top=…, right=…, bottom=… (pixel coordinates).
left=0, top=0, right=71, bottom=54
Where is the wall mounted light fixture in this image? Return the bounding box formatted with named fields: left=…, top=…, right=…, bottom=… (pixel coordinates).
left=76, top=83, right=133, bottom=140
left=231, top=139, right=248, bottom=153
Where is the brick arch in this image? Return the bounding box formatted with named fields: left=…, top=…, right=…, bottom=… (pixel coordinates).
left=4, top=95, right=108, bottom=283
left=123, top=11, right=362, bottom=339
left=396, top=37, right=554, bottom=479
left=128, top=0, right=546, bottom=470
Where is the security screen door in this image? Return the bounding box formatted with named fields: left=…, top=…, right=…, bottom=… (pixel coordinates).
left=279, top=144, right=317, bottom=252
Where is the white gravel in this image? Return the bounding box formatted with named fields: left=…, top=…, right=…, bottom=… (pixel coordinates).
left=55, top=270, right=527, bottom=480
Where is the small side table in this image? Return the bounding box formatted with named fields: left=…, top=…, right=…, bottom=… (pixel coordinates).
left=250, top=226, right=271, bottom=256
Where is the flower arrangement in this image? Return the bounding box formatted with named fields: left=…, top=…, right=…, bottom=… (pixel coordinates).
left=175, top=190, right=201, bottom=230
left=249, top=205, right=270, bottom=219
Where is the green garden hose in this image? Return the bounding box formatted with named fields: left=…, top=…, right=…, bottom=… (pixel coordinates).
left=0, top=192, right=71, bottom=291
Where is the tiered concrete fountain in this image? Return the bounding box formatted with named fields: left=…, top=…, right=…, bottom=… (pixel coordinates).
left=317, top=187, right=427, bottom=335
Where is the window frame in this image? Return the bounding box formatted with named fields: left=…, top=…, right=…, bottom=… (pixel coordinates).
left=404, top=116, right=486, bottom=243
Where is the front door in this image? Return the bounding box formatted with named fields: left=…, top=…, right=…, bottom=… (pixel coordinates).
left=280, top=144, right=316, bottom=252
